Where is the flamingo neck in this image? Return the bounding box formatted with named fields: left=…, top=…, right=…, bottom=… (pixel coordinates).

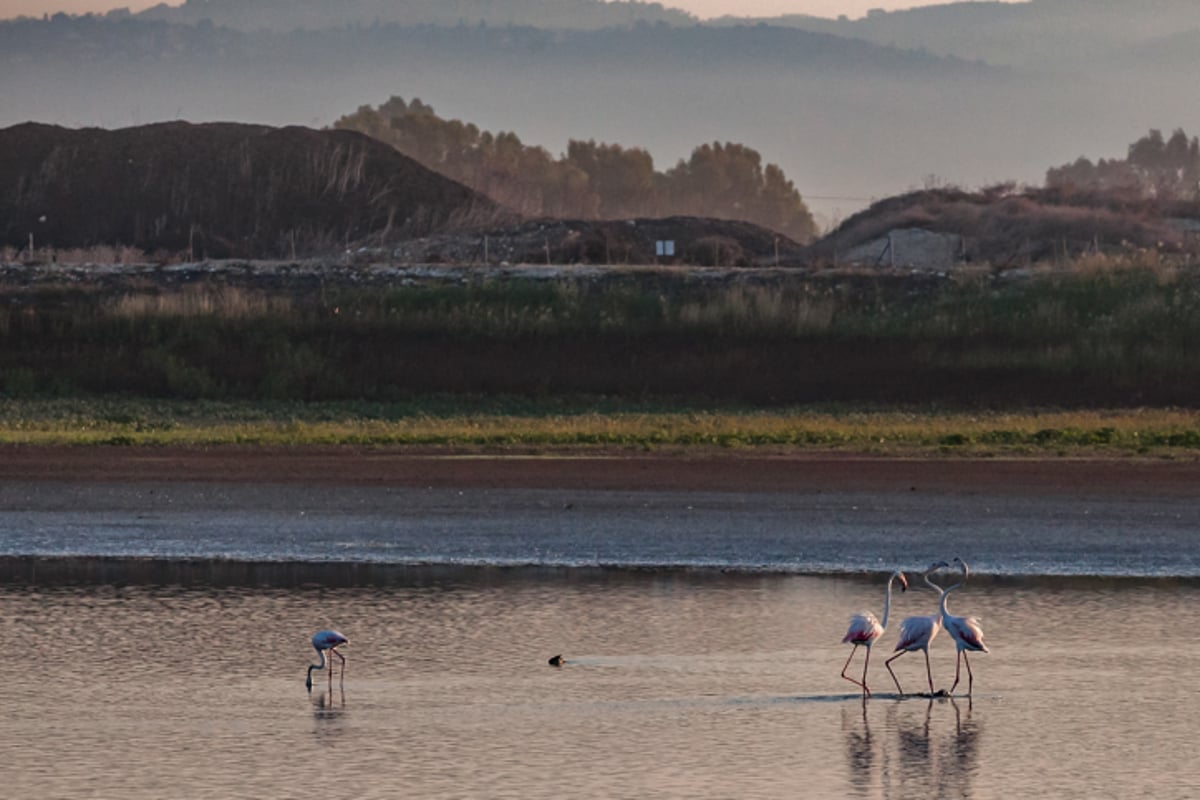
left=880, top=573, right=898, bottom=629
left=307, top=647, right=327, bottom=682
left=940, top=562, right=969, bottom=617
left=939, top=580, right=962, bottom=617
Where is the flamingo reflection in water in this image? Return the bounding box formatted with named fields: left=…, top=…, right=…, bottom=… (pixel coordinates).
left=885, top=562, right=948, bottom=697
left=306, top=629, right=348, bottom=691
left=841, top=570, right=908, bottom=696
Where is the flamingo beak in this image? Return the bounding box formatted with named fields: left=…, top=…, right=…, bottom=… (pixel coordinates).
left=898, top=574, right=909, bottom=592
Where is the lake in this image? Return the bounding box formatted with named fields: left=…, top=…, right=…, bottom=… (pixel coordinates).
left=2, top=481, right=1198, bottom=798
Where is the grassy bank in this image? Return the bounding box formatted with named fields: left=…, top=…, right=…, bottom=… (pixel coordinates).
left=1, top=397, right=1197, bottom=456
left=2, top=257, right=1200, bottom=406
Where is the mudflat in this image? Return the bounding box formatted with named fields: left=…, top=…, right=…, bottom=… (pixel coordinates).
left=2, top=445, right=1197, bottom=497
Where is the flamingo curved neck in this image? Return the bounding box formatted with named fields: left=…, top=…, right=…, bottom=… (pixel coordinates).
left=939, top=580, right=963, bottom=617
left=307, top=647, right=327, bottom=680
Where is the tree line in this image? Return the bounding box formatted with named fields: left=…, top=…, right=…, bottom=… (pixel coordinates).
left=1046, top=128, right=1200, bottom=202
left=333, top=97, right=816, bottom=242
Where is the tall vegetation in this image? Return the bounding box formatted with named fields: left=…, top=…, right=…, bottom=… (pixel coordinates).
left=4, top=260, right=1200, bottom=406
left=333, top=97, right=817, bottom=242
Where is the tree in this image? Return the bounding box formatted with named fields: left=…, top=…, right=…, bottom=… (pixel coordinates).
left=334, top=97, right=817, bottom=241
left=566, top=140, right=657, bottom=218
left=1047, top=127, right=1200, bottom=201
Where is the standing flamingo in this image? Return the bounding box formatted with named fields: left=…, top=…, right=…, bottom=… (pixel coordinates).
left=940, top=557, right=989, bottom=696
left=306, top=629, right=348, bottom=691
left=885, top=562, right=948, bottom=697
left=841, top=569, right=909, bottom=696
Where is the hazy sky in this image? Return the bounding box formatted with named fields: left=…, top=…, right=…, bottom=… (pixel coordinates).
left=3, top=1, right=1021, bottom=22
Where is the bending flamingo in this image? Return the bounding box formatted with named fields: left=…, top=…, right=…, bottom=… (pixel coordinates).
left=306, top=629, right=348, bottom=691
left=940, top=557, right=989, bottom=696
left=885, top=562, right=948, bottom=697
left=841, top=569, right=909, bottom=696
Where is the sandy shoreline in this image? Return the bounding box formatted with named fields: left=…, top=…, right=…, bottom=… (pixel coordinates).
left=2, top=444, right=1198, bottom=497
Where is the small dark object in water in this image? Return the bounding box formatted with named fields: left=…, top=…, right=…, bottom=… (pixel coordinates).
left=548, top=654, right=564, bottom=666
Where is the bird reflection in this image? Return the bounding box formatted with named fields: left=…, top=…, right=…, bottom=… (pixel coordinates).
left=841, top=698, right=875, bottom=790
left=846, top=697, right=982, bottom=796
left=312, top=688, right=346, bottom=717
left=896, top=698, right=933, bottom=767
left=939, top=697, right=982, bottom=796
left=311, top=688, right=347, bottom=746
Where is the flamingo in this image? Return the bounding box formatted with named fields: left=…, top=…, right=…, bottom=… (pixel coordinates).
left=940, top=557, right=989, bottom=696
left=306, top=629, right=348, bottom=691
left=885, top=562, right=948, bottom=697
left=840, top=569, right=909, bottom=696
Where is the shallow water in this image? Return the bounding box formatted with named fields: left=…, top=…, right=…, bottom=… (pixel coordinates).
left=3, top=482, right=1200, bottom=575
left=4, top=477, right=1198, bottom=796
left=4, top=573, right=1199, bottom=799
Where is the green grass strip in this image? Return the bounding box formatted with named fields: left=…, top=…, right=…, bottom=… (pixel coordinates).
left=0, top=397, right=1197, bottom=456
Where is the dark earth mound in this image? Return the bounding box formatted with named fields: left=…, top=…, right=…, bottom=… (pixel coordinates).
left=1, top=121, right=804, bottom=266
left=388, top=215, right=806, bottom=267
left=0, top=121, right=494, bottom=258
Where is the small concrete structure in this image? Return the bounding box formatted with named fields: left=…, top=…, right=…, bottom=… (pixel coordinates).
left=841, top=228, right=965, bottom=270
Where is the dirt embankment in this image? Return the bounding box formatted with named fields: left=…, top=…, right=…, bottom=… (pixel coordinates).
left=3, top=445, right=1199, bottom=498
left=0, top=121, right=494, bottom=259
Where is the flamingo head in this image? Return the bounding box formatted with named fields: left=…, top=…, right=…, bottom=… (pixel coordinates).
left=953, top=556, right=969, bottom=574
left=896, top=572, right=909, bottom=592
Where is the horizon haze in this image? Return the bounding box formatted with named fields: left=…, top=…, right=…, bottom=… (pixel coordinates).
left=3, top=0, right=1025, bottom=22
left=1, top=0, right=1193, bottom=226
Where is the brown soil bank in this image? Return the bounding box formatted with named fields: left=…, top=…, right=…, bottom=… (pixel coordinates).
left=3, top=445, right=1199, bottom=497
left=0, top=121, right=493, bottom=258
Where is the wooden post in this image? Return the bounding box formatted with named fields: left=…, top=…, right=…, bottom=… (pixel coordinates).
left=545, top=238, right=551, bottom=266
left=483, top=235, right=489, bottom=265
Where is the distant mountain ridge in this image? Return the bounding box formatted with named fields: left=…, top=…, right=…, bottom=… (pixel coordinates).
left=718, top=0, right=1200, bottom=67
left=0, top=14, right=975, bottom=74
left=134, top=0, right=694, bottom=31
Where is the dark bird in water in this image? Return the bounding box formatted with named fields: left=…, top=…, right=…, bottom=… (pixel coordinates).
left=548, top=654, right=565, bottom=666
left=306, top=629, right=348, bottom=691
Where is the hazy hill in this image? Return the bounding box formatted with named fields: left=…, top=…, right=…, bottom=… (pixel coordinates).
left=0, top=14, right=1006, bottom=223
left=727, top=0, right=1200, bottom=67
left=134, top=0, right=694, bottom=31
left=0, top=122, right=492, bottom=257
left=4, top=3, right=1200, bottom=225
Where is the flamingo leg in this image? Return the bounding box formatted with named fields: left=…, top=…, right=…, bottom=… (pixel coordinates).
left=861, top=647, right=873, bottom=697
left=923, top=649, right=935, bottom=696
left=333, top=647, right=346, bottom=686
left=841, top=645, right=868, bottom=693
left=949, top=650, right=963, bottom=695
left=884, top=651, right=906, bottom=697
left=962, top=651, right=973, bottom=696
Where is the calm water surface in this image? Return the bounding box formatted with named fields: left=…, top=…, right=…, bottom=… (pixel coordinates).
left=4, top=574, right=1198, bottom=799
